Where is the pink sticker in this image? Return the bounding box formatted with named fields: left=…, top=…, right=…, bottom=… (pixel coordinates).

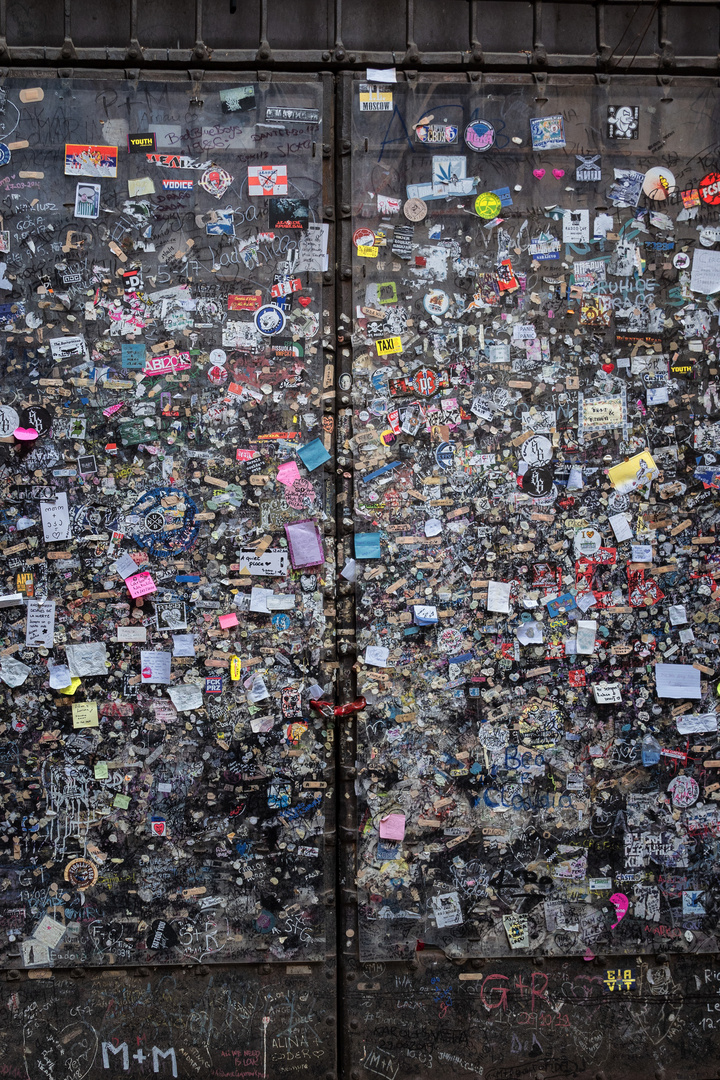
left=277, top=461, right=301, bottom=487
left=219, top=613, right=238, bottom=629
left=126, top=571, right=157, bottom=598
left=609, top=892, right=629, bottom=928
left=552, top=168, right=565, bottom=179
left=533, top=168, right=545, bottom=179
left=379, top=812, right=406, bottom=841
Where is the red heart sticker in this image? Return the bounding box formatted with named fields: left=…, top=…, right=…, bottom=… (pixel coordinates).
left=297, top=296, right=312, bottom=308
left=533, top=168, right=545, bottom=179
left=552, top=169, right=565, bottom=179
left=602, top=362, right=614, bottom=373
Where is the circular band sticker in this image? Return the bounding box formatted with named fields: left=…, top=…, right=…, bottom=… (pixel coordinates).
left=521, top=465, right=554, bottom=497
left=20, top=405, right=52, bottom=437
left=423, top=289, right=449, bottom=315
left=699, top=172, right=720, bottom=205
left=475, top=191, right=502, bottom=219
left=200, top=167, right=233, bottom=199
left=0, top=405, right=19, bottom=438
left=353, top=227, right=375, bottom=247
left=255, top=304, right=286, bottom=336
left=673, top=252, right=690, bottom=269
left=464, top=120, right=495, bottom=152
left=520, top=434, right=553, bottom=466
left=642, top=166, right=675, bottom=201
left=403, top=198, right=427, bottom=221
left=65, top=857, right=98, bottom=890
left=131, top=486, right=199, bottom=557
left=0, top=143, right=11, bottom=168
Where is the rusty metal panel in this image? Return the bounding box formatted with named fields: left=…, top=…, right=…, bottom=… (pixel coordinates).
left=345, top=72, right=720, bottom=964
left=0, top=71, right=337, bottom=970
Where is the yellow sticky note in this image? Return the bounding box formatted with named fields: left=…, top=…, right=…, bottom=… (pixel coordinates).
left=128, top=177, right=155, bottom=198
left=58, top=677, right=82, bottom=696
left=72, top=701, right=99, bottom=729
left=94, top=761, right=109, bottom=780
left=608, top=450, right=658, bottom=495
left=357, top=245, right=378, bottom=258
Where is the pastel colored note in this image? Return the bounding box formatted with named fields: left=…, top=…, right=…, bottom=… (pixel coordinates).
left=126, top=571, right=157, bottom=598
left=609, top=892, right=629, bottom=928
left=219, top=612, right=239, bottom=629
left=277, top=460, right=301, bottom=486
left=379, top=812, right=406, bottom=841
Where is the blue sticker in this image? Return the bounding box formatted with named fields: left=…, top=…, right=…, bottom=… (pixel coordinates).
left=255, top=303, right=286, bottom=336
left=354, top=533, right=382, bottom=559
left=131, top=486, right=199, bottom=557
left=297, top=437, right=331, bottom=472
left=0, top=144, right=11, bottom=167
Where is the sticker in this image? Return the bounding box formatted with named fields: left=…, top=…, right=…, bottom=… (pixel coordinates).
left=376, top=336, right=402, bottom=356
left=416, top=123, right=458, bottom=144
left=219, top=86, right=256, bottom=113
left=464, top=120, right=495, bottom=152
left=200, top=167, right=233, bottom=198
left=255, top=304, right=286, bottom=336
left=423, top=289, right=449, bottom=315
left=529, top=115, right=566, bottom=150
left=127, top=132, right=157, bottom=153
left=353, top=227, right=376, bottom=247
left=475, top=191, right=502, bottom=219
left=576, top=154, right=602, bottom=182
left=248, top=165, right=288, bottom=196
left=607, top=106, right=639, bottom=140
left=403, top=198, right=427, bottom=221
left=64, top=143, right=118, bottom=177
left=699, top=172, right=720, bottom=205
left=358, top=84, right=393, bottom=111
left=642, top=167, right=675, bottom=201
left=64, top=857, right=98, bottom=890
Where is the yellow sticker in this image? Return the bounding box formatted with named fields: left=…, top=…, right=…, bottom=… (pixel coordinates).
left=376, top=336, right=402, bottom=356
left=475, top=191, right=502, bottom=219
left=72, top=701, right=99, bottom=728
left=94, top=761, right=109, bottom=779
left=608, top=451, right=658, bottom=495
left=356, top=245, right=379, bottom=258
left=230, top=655, right=242, bottom=681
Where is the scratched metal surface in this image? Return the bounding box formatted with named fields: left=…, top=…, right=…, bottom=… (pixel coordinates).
left=342, top=954, right=720, bottom=1080
left=348, top=74, right=720, bottom=961
left=0, top=73, right=337, bottom=968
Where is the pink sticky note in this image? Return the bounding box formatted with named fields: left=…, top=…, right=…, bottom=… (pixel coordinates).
left=219, top=613, right=238, bottom=629
left=379, top=813, right=406, bottom=841
left=277, top=461, right=301, bottom=487
left=126, top=571, right=157, bottom=598
left=609, top=892, right=629, bottom=928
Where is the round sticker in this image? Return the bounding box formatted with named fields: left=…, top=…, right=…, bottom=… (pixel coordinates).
left=353, top=227, right=375, bottom=247
left=521, top=465, right=554, bottom=497
left=435, top=441, right=456, bottom=470
left=520, top=435, right=553, bottom=466
left=208, top=364, right=228, bottom=384
left=255, top=304, right=286, bottom=336
left=412, top=368, right=439, bottom=396
left=642, top=166, right=675, bottom=201
left=464, top=120, right=495, bottom=152
left=209, top=348, right=227, bottom=366
left=673, top=252, right=690, bottom=270
left=699, top=172, right=720, bottom=205
left=668, top=774, right=699, bottom=807
left=574, top=527, right=602, bottom=557
left=19, top=405, right=52, bottom=437
left=0, top=143, right=11, bottom=168
left=0, top=405, right=19, bottom=438
left=423, top=289, right=449, bottom=316
left=144, top=510, right=165, bottom=533
left=437, top=628, right=465, bottom=653
left=64, top=857, right=98, bottom=890
left=403, top=197, right=427, bottom=222
left=475, top=191, right=502, bottom=219
left=338, top=373, right=353, bottom=391
left=199, top=167, right=233, bottom=199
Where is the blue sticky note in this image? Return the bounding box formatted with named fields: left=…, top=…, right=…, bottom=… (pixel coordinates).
left=355, top=533, right=382, bottom=559
left=122, top=342, right=146, bottom=370
left=297, top=438, right=331, bottom=471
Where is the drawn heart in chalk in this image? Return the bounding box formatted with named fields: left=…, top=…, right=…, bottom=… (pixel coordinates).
left=297, top=295, right=313, bottom=308
left=602, top=362, right=614, bottom=373
left=552, top=168, right=565, bottom=179
left=533, top=168, right=545, bottom=179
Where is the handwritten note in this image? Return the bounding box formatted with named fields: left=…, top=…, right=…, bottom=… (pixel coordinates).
left=41, top=493, right=71, bottom=542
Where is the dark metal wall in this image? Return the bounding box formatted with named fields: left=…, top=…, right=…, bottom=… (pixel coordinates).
left=0, top=0, right=717, bottom=74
